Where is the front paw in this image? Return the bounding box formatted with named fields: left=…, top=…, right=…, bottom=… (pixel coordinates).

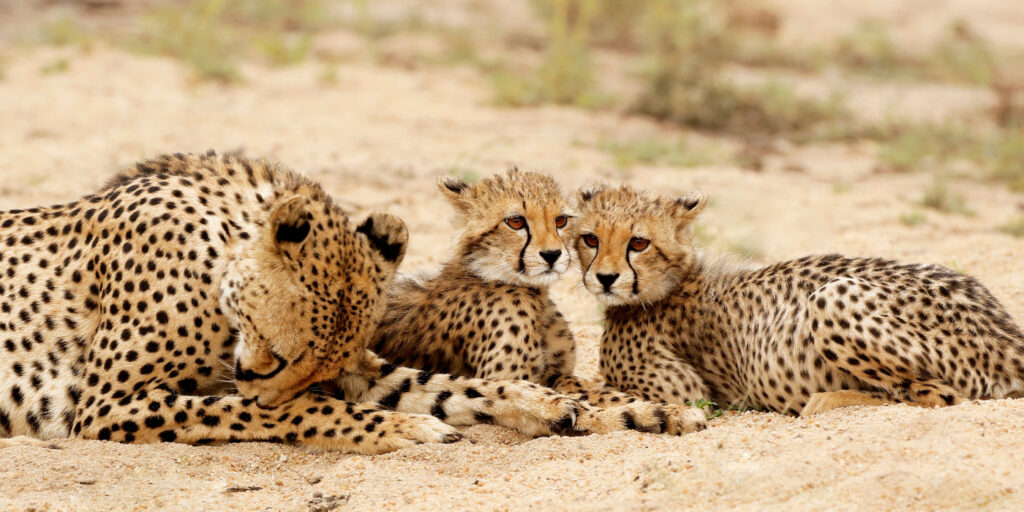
left=486, top=381, right=583, bottom=437
left=353, top=412, right=462, bottom=455
left=576, top=402, right=708, bottom=436
left=659, top=404, right=709, bottom=435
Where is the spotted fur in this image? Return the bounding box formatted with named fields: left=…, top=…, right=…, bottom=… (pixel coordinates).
left=372, top=170, right=707, bottom=435
left=575, top=184, right=1024, bottom=415
left=0, top=152, right=584, bottom=454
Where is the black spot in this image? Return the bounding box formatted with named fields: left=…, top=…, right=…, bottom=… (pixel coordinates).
left=431, top=390, right=453, bottom=420
left=378, top=378, right=412, bottom=408
left=177, top=378, right=198, bottom=394
left=275, top=220, right=310, bottom=244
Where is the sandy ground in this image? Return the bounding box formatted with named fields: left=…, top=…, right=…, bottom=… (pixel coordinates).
left=3, top=2, right=1024, bottom=510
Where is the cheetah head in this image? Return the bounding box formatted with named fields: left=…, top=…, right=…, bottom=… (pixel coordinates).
left=221, top=194, right=407, bottom=408
left=438, top=168, right=574, bottom=287
left=574, top=184, right=707, bottom=306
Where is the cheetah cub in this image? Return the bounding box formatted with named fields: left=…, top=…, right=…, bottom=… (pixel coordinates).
left=372, top=169, right=707, bottom=435
left=575, top=184, right=1024, bottom=415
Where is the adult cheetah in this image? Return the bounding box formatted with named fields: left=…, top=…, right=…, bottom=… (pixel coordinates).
left=0, top=152, right=585, bottom=454
left=573, top=184, right=1024, bottom=415
left=372, top=169, right=707, bottom=434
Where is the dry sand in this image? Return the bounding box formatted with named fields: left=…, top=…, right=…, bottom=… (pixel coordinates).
left=2, top=3, right=1024, bottom=510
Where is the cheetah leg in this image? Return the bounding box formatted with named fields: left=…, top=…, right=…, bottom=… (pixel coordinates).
left=330, top=351, right=582, bottom=437
left=601, top=342, right=711, bottom=406
left=549, top=374, right=708, bottom=435
left=810, top=277, right=969, bottom=411
left=801, top=390, right=896, bottom=415
left=471, top=335, right=706, bottom=436
left=73, top=388, right=460, bottom=455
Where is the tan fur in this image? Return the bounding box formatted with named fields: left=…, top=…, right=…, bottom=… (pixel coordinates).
left=373, top=170, right=708, bottom=435
left=575, top=184, right=1024, bottom=416
left=0, top=152, right=585, bottom=455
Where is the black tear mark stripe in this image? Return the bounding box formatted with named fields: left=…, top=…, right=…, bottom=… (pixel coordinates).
left=517, top=223, right=532, bottom=274
left=626, top=251, right=640, bottom=296
left=583, top=236, right=599, bottom=282
left=625, top=221, right=640, bottom=295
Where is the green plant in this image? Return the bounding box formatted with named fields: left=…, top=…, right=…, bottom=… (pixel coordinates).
left=225, top=0, right=329, bottom=32
left=874, top=123, right=977, bottom=172
left=624, top=0, right=844, bottom=136
left=686, top=398, right=724, bottom=419
left=831, top=183, right=852, bottom=194
left=971, top=128, right=1024, bottom=191
left=39, top=58, right=70, bottom=75
left=948, top=260, right=968, bottom=274
left=834, top=19, right=907, bottom=78
left=899, top=211, right=927, bottom=227
left=40, top=15, right=91, bottom=46
left=253, top=33, right=312, bottom=66
left=128, top=0, right=242, bottom=83
left=123, top=0, right=331, bottom=82
left=492, top=0, right=600, bottom=107
left=999, top=217, right=1024, bottom=238
left=599, top=136, right=716, bottom=169
left=925, top=20, right=996, bottom=85
left=318, top=61, right=340, bottom=86
left=919, top=177, right=973, bottom=216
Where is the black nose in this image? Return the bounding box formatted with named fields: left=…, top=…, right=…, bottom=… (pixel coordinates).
left=540, top=250, right=562, bottom=266
left=596, top=273, right=619, bottom=290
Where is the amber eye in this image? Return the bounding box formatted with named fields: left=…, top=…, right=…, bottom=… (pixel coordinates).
left=554, top=215, right=568, bottom=228
left=629, top=237, right=650, bottom=251
left=505, top=215, right=526, bottom=230
left=582, top=234, right=599, bottom=248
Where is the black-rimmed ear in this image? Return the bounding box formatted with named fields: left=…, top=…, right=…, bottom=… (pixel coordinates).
left=270, top=195, right=311, bottom=245
left=356, top=212, right=408, bottom=264
left=672, top=190, right=708, bottom=223
left=437, top=176, right=470, bottom=202
left=576, top=184, right=606, bottom=205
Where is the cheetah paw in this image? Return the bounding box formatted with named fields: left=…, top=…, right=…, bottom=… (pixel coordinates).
left=659, top=404, right=709, bottom=435
left=355, top=412, right=462, bottom=455
left=576, top=402, right=707, bottom=435
left=483, top=381, right=583, bottom=437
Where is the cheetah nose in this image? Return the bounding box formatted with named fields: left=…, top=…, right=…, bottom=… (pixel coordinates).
left=596, top=273, right=619, bottom=290
left=540, top=249, right=562, bottom=266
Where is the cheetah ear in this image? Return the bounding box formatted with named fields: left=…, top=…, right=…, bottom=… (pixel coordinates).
left=269, top=195, right=311, bottom=246
left=437, top=176, right=471, bottom=210
left=672, top=190, right=708, bottom=223
left=576, top=184, right=606, bottom=206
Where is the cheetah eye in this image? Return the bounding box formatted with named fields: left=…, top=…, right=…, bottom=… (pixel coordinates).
left=582, top=234, right=599, bottom=248
left=554, top=215, right=568, bottom=229
left=505, top=215, right=526, bottom=230
left=629, top=237, right=650, bottom=252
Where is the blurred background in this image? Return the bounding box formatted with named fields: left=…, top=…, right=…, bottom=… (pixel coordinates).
left=0, top=0, right=1022, bottom=293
